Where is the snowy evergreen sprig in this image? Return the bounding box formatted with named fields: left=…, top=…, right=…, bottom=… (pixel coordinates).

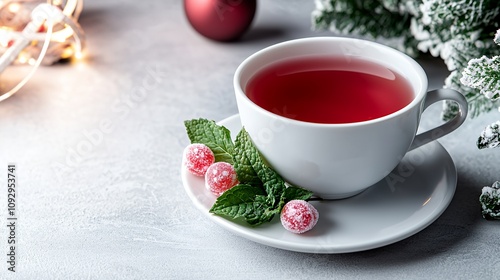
left=312, top=0, right=419, bottom=56
left=441, top=36, right=499, bottom=120
left=477, top=121, right=500, bottom=149
left=461, top=34, right=500, bottom=101
left=459, top=30, right=500, bottom=150
left=480, top=181, right=500, bottom=220
left=412, top=0, right=499, bottom=58
left=461, top=56, right=500, bottom=100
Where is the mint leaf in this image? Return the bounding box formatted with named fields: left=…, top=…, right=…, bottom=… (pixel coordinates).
left=283, top=185, right=314, bottom=202
left=210, top=184, right=275, bottom=226
left=235, top=128, right=272, bottom=184
left=261, top=167, right=285, bottom=207
left=233, top=130, right=260, bottom=187
left=235, top=129, right=286, bottom=207
left=184, top=119, right=234, bottom=164
left=254, top=195, right=281, bottom=224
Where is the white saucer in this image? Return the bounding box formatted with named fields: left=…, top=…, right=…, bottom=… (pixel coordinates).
left=181, top=114, right=457, bottom=253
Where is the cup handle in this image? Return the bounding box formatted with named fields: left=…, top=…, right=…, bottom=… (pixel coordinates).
left=409, top=89, right=468, bottom=150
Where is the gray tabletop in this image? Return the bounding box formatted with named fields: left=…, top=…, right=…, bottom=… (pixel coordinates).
left=0, top=0, right=499, bottom=279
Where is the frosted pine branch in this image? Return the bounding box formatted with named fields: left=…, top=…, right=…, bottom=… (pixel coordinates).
left=411, top=0, right=499, bottom=60
left=461, top=56, right=500, bottom=100
left=480, top=181, right=500, bottom=219
left=312, top=0, right=418, bottom=55
left=477, top=121, right=500, bottom=149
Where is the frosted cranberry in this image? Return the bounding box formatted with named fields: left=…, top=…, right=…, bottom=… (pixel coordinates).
left=205, top=162, right=238, bottom=197
left=280, top=200, right=319, bottom=234
left=183, top=144, right=215, bottom=176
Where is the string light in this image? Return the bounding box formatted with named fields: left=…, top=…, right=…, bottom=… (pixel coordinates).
left=0, top=0, right=85, bottom=102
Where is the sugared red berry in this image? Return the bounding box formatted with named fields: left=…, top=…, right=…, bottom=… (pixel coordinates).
left=205, top=162, right=238, bottom=197
left=280, top=200, right=319, bottom=234
left=183, top=144, right=215, bottom=176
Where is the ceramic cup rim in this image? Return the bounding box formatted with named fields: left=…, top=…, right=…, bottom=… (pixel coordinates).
left=233, top=37, right=428, bottom=128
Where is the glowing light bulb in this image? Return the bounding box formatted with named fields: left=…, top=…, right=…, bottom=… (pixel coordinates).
left=8, top=3, right=21, bottom=13
left=18, top=54, right=27, bottom=64
left=74, top=51, right=83, bottom=60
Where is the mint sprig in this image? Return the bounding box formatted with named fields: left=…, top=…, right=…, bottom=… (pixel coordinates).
left=184, top=118, right=314, bottom=226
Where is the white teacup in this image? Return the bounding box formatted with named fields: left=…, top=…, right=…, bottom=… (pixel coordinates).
left=234, top=37, right=467, bottom=199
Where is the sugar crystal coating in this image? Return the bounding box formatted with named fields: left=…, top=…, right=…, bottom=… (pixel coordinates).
left=183, top=144, right=215, bottom=176
left=205, top=162, right=238, bottom=197
left=280, top=200, right=319, bottom=234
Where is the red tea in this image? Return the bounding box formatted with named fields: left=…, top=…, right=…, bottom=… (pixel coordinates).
left=245, top=55, right=414, bottom=124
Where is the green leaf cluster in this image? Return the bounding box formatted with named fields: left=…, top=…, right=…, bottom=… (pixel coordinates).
left=185, top=119, right=314, bottom=226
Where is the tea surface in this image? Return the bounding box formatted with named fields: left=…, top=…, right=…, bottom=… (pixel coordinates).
left=245, top=56, right=414, bottom=123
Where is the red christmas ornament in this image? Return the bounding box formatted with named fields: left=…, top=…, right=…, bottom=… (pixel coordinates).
left=184, top=0, right=257, bottom=41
